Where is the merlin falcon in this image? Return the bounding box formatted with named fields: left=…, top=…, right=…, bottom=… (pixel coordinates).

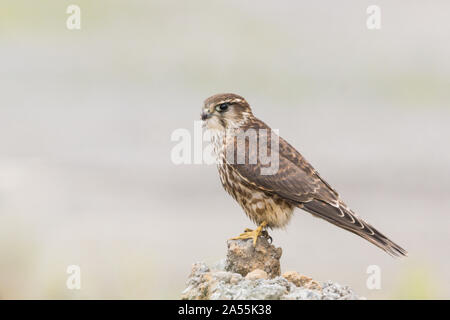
left=201, top=93, right=407, bottom=257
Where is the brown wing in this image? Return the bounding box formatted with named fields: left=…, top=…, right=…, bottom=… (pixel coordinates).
left=227, top=118, right=340, bottom=205
left=228, top=118, right=407, bottom=257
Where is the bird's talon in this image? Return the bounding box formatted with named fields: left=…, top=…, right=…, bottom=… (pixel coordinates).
left=261, top=230, right=273, bottom=243
left=230, top=221, right=269, bottom=247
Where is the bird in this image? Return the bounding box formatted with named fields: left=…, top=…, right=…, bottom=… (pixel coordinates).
left=201, top=93, right=407, bottom=257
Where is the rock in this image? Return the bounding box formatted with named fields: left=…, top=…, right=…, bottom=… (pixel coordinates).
left=182, top=238, right=363, bottom=300
left=230, top=273, right=243, bottom=285
left=245, top=269, right=268, bottom=280
left=282, top=288, right=322, bottom=300
left=225, top=237, right=282, bottom=278
left=321, top=281, right=361, bottom=300
left=282, top=271, right=322, bottom=291
left=212, top=258, right=226, bottom=271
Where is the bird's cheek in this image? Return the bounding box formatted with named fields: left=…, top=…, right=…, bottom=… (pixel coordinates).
left=205, top=116, right=224, bottom=131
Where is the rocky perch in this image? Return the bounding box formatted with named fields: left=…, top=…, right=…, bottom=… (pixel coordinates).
left=182, top=237, right=362, bottom=300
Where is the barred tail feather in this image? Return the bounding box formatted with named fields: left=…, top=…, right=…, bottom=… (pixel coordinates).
left=302, top=199, right=407, bottom=257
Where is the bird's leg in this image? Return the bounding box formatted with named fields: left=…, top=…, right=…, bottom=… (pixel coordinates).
left=230, top=221, right=269, bottom=246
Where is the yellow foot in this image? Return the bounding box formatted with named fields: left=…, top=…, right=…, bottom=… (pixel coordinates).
left=230, top=221, right=268, bottom=246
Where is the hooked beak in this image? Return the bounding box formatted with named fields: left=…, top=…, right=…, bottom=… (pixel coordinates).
left=201, top=111, right=211, bottom=121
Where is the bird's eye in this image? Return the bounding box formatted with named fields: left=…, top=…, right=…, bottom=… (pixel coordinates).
left=216, top=103, right=229, bottom=112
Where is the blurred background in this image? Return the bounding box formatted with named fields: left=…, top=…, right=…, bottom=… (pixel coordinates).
left=1, top=0, right=449, bottom=299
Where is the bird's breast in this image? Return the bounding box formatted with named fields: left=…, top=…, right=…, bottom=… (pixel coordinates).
left=210, top=128, right=294, bottom=228
left=217, top=161, right=294, bottom=229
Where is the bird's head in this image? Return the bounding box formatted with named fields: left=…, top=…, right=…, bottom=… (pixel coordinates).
left=202, top=93, right=253, bottom=131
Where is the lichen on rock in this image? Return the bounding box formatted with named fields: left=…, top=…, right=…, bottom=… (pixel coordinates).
left=182, top=238, right=362, bottom=300
left=225, top=237, right=282, bottom=278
